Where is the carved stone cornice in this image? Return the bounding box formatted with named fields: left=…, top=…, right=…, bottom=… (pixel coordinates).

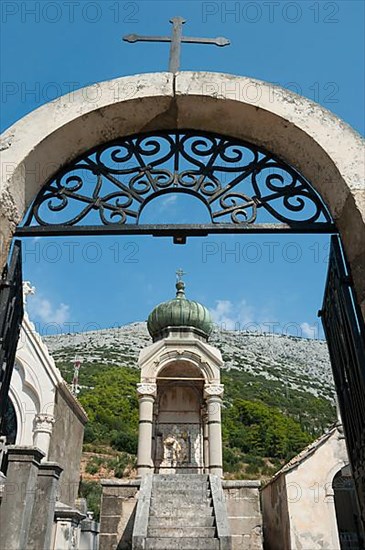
left=137, top=383, right=157, bottom=398
left=204, top=384, right=224, bottom=399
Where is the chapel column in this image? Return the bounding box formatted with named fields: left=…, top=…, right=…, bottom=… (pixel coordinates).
left=136, top=383, right=157, bottom=477
left=202, top=408, right=210, bottom=473
left=205, top=385, right=224, bottom=478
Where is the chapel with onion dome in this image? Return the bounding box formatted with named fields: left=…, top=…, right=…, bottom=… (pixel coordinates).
left=136, top=271, right=225, bottom=477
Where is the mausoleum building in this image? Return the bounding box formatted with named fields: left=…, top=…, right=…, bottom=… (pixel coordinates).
left=137, top=278, right=224, bottom=478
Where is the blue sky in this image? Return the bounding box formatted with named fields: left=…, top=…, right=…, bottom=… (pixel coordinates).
left=1, top=1, right=364, bottom=338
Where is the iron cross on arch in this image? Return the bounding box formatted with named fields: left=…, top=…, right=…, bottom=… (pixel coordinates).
left=123, top=16, right=230, bottom=73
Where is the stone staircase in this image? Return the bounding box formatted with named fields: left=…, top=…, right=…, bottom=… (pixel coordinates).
left=146, top=474, right=218, bottom=549
left=133, top=474, right=231, bottom=550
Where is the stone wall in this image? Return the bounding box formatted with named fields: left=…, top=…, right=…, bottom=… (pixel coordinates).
left=222, top=480, right=263, bottom=549
left=48, top=383, right=87, bottom=506
left=99, top=479, right=140, bottom=550
left=261, top=473, right=290, bottom=550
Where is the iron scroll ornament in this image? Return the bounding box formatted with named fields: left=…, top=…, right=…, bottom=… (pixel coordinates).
left=21, top=131, right=333, bottom=233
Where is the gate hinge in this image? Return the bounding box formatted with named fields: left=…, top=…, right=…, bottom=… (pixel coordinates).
left=0, top=279, right=11, bottom=290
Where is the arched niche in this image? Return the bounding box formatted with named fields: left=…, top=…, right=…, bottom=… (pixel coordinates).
left=139, top=339, right=222, bottom=383
left=9, top=359, right=41, bottom=446
left=154, top=363, right=205, bottom=474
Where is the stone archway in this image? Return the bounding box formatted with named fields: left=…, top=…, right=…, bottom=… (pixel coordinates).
left=1, top=71, right=364, bottom=544
left=0, top=72, right=364, bottom=315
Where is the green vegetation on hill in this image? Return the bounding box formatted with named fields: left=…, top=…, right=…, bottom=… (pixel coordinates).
left=222, top=370, right=335, bottom=437
left=78, top=365, right=139, bottom=450
left=223, top=399, right=311, bottom=476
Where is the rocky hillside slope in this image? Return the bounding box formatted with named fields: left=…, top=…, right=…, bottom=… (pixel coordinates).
left=44, top=322, right=335, bottom=401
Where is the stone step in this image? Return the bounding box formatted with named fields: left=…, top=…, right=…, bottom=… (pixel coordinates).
left=150, top=505, right=213, bottom=515
left=147, top=527, right=217, bottom=538
left=145, top=537, right=219, bottom=550
left=151, top=496, right=213, bottom=505
left=149, top=515, right=215, bottom=528
left=152, top=474, right=209, bottom=483
left=152, top=483, right=211, bottom=494
left=152, top=483, right=210, bottom=492
left=151, top=492, right=212, bottom=501
left=150, top=500, right=213, bottom=512
left=153, top=475, right=209, bottom=481
left=151, top=491, right=212, bottom=504
left=151, top=486, right=210, bottom=494
left=149, top=505, right=214, bottom=518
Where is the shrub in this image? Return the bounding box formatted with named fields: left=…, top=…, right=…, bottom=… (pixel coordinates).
left=111, top=431, right=138, bottom=455
left=85, top=462, right=99, bottom=475
left=108, top=454, right=130, bottom=478
left=79, top=480, right=102, bottom=520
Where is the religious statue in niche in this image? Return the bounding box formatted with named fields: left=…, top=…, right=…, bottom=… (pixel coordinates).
left=162, top=426, right=190, bottom=468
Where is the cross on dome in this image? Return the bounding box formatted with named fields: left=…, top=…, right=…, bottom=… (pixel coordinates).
left=176, top=268, right=187, bottom=282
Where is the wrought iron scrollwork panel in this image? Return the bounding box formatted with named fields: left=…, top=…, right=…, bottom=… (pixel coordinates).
left=22, top=131, right=332, bottom=229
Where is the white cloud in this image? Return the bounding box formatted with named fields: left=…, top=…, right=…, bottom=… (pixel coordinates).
left=210, top=300, right=320, bottom=340
left=160, top=194, right=177, bottom=209
left=210, top=299, right=258, bottom=331
left=300, top=322, right=317, bottom=339
left=28, top=294, right=70, bottom=325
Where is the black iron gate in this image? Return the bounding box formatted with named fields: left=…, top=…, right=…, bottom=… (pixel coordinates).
left=0, top=240, right=23, bottom=433
left=320, top=235, right=365, bottom=529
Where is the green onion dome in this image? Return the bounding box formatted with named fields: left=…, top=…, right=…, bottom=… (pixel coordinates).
left=147, top=281, right=213, bottom=340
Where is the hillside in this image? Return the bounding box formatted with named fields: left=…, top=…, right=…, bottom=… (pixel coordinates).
left=45, top=324, right=336, bottom=518
left=45, top=322, right=334, bottom=400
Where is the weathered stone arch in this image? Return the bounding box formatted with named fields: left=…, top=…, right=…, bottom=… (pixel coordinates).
left=155, top=356, right=212, bottom=382
left=140, top=347, right=220, bottom=383
left=1, top=71, right=364, bottom=312
left=324, top=459, right=348, bottom=499
left=8, top=385, right=27, bottom=444
left=9, top=359, right=41, bottom=446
